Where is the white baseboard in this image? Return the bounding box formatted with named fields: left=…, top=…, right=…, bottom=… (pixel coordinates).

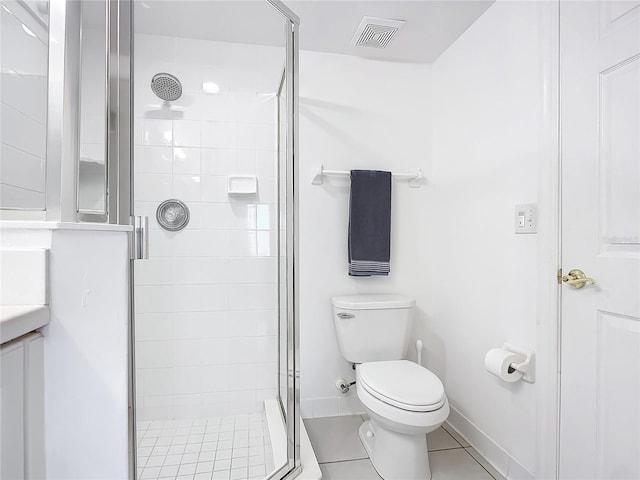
left=447, top=405, right=534, bottom=480
left=300, top=395, right=365, bottom=419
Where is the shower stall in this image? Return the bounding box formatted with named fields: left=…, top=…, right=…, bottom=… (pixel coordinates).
left=1, top=0, right=299, bottom=476
left=128, top=1, right=299, bottom=479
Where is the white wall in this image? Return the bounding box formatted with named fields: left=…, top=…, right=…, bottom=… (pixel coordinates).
left=414, top=1, right=545, bottom=478
left=0, top=2, right=48, bottom=209
left=298, top=50, right=432, bottom=417
left=45, top=229, right=130, bottom=479
left=133, top=34, right=284, bottom=420
left=299, top=2, right=545, bottom=477
left=0, top=224, right=131, bottom=480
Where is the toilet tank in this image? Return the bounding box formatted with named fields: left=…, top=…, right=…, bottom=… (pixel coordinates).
left=331, top=294, right=416, bottom=364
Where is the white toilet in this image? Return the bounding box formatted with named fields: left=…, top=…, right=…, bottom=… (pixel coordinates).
left=332, top=294, right=449, bottom=480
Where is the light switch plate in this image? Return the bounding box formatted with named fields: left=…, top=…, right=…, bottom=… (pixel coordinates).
left=515, top=204, right=537, bottom=234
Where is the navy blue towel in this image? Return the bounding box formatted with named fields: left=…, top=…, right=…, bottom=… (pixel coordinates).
left=348, top=170, right=392, bottom=276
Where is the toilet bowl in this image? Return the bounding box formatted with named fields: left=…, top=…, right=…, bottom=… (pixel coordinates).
left=331, top=295, right=449, bottom=480
left=356, top=360, right=449, bottom=480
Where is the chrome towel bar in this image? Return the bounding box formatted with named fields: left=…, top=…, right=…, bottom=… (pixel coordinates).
left=311, top=164, right=426, bottom=188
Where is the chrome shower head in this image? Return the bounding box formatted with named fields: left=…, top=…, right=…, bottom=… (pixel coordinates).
left=151, top=73, right=182, bottom=101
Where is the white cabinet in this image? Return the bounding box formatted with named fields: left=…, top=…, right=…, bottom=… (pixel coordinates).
left=24, top=333, right=45, bottom=479
left=0, top=332, right=44, bottom=480
left=1, top=340, right=25, bottom=479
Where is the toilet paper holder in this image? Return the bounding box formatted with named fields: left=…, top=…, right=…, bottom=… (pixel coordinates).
left=503, top=342, right=535, bottom=383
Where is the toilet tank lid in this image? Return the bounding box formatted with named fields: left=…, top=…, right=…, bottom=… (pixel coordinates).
left=331, top=294, right=416, bottom=310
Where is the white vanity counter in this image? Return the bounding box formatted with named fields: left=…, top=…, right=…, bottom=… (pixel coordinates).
left=0, top=306, right=50, bottom=345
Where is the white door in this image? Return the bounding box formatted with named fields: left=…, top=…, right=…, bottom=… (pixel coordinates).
left=560, top=1, right=640, bottom=479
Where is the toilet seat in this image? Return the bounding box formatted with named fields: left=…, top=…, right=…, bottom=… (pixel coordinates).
left=359, top=360, right=446, bottom=412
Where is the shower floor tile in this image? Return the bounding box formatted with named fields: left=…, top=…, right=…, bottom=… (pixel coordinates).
left=137, top=413, right=274, bottom=480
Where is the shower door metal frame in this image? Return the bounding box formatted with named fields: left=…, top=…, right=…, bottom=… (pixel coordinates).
left=43, top=0, right=131, bottom=225
left=120, top=1, right=300, bottom=479
left=267, top=1, right=301, bottom=479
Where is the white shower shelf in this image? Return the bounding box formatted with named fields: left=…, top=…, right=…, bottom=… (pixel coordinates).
left=311, top=165, right=426, bottom=188
left=227, top=175, right=258, bottom=195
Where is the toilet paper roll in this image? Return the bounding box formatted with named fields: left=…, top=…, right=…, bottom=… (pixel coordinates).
left=484, top=348, right=524, bottom=383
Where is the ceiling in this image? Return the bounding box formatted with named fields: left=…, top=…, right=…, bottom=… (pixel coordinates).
left=134, top=1, right=287, bottom=47
left=287, top=0, right=493, bottom=63
left=134, top=0, right=495, bottom=64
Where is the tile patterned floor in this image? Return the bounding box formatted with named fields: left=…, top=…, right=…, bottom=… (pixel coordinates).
left=137, top=413, right=274, bottom=480
left=304, top=415, right=506, bottom=480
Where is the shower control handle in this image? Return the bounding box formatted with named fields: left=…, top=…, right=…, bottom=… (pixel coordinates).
left=132, top=216, right=149, bottom=260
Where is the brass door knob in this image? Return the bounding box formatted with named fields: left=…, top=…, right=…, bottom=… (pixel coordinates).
left=561, top=269, right=596, bottom=289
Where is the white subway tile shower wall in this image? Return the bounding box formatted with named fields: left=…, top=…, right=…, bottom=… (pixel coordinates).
left=134, top=34, right=283, bottom=421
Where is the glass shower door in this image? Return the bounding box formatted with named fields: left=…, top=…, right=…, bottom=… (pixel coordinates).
left=128, top=2, right=299, bottom=479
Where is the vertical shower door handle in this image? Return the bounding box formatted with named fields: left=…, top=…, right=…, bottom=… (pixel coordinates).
left=132, top=216, right=149, bottom=260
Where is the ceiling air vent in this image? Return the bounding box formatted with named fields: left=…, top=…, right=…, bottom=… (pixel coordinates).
left=351, top=16, right=406, bottom=49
